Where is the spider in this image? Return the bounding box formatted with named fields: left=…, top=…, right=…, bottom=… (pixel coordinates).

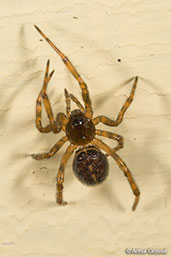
left=31, top=25, right=140, bottom=211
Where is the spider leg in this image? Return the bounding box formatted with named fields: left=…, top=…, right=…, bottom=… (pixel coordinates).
left=93, top=138, right=140, bottom=211
left=95, top=129, right=123, bottom=153
left=93, top=77, right=138, bottom=126
left=56, top=112, right=68, bottom=132
left=35, top=60, right=54, bottom=133
left=64, top=89, right=85, bottom=115
left=56, top=144, right=77, bottom=204
left=64, top=89, right=71, bottom=117
left=34, top=25, right=93, bottom=119
left=70, top=93, right=85, bottom=113
left=39, top=59, right=61, bottom=133
left=37, top=60, right=68, bottom=134
left=31, top=136, right=68, bottom=160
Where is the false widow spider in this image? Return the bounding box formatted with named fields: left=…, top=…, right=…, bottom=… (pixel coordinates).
left=31, top=25, right=140, bottom=211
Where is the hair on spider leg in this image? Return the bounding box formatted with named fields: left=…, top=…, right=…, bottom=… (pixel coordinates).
left=31, top=25, right=140, bottom=211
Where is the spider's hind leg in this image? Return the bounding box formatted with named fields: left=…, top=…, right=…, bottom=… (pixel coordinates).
left=56, top=144, right=77, bottom=204
left=94, top=138, right=140, bottom=211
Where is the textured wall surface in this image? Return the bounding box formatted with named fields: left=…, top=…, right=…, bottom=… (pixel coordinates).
left=0, top=0, right=171, bottom=256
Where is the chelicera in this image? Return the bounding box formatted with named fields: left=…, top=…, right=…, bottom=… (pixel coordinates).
left=31, top=25, right=140, bottom=211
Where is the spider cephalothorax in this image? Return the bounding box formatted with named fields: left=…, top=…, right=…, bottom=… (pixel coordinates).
left=31, top=25, right=140, bottom=211
left=66, top=110, right=95, bottom=145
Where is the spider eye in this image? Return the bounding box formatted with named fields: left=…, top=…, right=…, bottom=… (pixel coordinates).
left=72, top=118, right=84, bottom=127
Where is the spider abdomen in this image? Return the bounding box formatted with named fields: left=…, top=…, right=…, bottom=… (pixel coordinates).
left=73, top=146, right=109, bottom=186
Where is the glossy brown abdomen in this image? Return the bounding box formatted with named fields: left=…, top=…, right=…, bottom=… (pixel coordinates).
left=73, top=146, right=109, bottom=186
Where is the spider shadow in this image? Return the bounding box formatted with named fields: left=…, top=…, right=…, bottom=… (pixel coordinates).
left=140, top=77, right=171, bottom=209
left=92, top=77, right=136, bottom=115
left=133, top=133, right=170, bottom=211
left=0, top=25, right=43, bottom=133
left=136, top=76, right=171, bottom=116
left=49, top=22, right=135, bottom=75
left=94, top=173, right=126, bottom=212
left=9, top=24, right=65, bottom=148
left=11, top=145, right=76, bottom=208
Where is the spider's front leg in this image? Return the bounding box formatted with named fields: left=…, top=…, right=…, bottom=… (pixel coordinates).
left=64, top=88, right=85, bottom=118
left=35, top=60, right=56, bottom=133
left=93, top=76, right=138, bottom=127
left=36, top=59, right=68, bottom=134
left=34, top=25, right=93, bottom=119
left=56, top=144, right=77, bottom=204
left=94, top=138, right=140, bottom=211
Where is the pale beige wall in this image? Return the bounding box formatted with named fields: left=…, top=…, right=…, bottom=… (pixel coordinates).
left=0, top=0, right=171, bottom=256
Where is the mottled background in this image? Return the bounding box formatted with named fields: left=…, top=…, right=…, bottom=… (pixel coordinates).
left=0, top=0, right=170, bottom=256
